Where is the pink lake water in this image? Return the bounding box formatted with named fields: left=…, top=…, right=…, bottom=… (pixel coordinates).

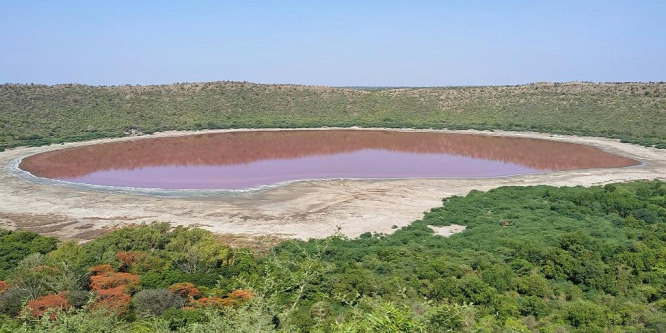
left=20, top=130, right=638, bottom=190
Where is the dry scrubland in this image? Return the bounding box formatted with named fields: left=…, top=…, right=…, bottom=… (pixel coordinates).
left=1, top=81, right=665, bottom=150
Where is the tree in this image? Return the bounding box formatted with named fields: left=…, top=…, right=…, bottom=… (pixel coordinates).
left=26, top=292, right=70, bottom=318
left=168, top=282, right=200, bottom=300
left=44, top=242, right=91, bottom=292
left=88, top=264, right=139, bottom=316
left=165, top=227, right=234, bottom=274
left=564, top=300, right=608, bottom=331
left=0, top=288, right=30, bottom=316
left=89, top=266, right=140, bottom=293
left=92, top=287, right=131, bottom=315
left=9, top=253, right=52, bottom=300
left=331, top=297, right=426, bottom=333
left=132, top=289, right=185, bottom=317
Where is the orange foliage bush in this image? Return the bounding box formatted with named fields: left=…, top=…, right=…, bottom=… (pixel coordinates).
left=195, top=296, right=236, bottom=308
left=116, top=251, right=136, bottom=271
left=90, top=272, right=140, bottom=293
left=229, top=289, right=254, bottom=300
left=169, top=282, right=200, bottom=299
left=0, top=281, right=7, bottom=293
left=194, top=289, right=254, bottom=308
left=116, top=251, right=150, bottom=272
left=88, top=264, right=139, bottom=315
left=92, top=286, right=131, bottom=315
left=88, top=264, right=114, bottom=276
left=27, top=293, right=71, bottom=318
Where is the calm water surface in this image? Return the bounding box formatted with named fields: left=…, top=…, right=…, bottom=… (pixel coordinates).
left=20, top=130, right=638, bottom=190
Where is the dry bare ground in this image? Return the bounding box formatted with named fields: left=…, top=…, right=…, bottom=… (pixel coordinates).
left=0, top=128, right=664, bottom=241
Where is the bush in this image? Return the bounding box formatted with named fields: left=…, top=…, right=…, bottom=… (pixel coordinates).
left=517, top=274, right=552, bottom=298
left=140, top=270, right=184, bottom=289
left=0, top=231, right=58, bottom=279
left=132, top=289, right=186, bottom=317
left=168, top=282, right=200, bottom=299
left=26, top=293, right=70, bottom=317
left=160, top=308, right=208, bottom=330
left=518, top=296, right=549, bottom=318
left=93, top=287, right=131, bottom=315
left=89, top=269, right=140, bottom=293
left=425, top=303, right=475, bottom=332
left=67, top=290, right=92, bottom=308
left=0, top=288, right=29, bottom=316
left=564, top=300, right=608, bottom=331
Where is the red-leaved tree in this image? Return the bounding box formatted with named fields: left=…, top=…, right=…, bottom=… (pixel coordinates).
left=88, top=264, right=114, bottom=276
left=90, top=272, right=140, bottom=293
left=168, top=282, right=200, bottom=299
left=26, top=293, right=71, bottom=318
left=93, top=287, right=131, bottom=315
left=229, top=289, right=254, bottom=301
left=194, top=289, right=254, bottom=308
left=88, top=265, right=139, bottom=315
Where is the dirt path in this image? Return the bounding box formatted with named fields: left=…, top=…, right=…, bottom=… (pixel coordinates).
left=1, top=128, right=664, bottom=241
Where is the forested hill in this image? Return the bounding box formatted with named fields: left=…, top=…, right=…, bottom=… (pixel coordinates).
left=1, top=81, right=665, bottom=150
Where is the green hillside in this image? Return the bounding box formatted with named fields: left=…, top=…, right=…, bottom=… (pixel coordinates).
left=1, top=81, right=665, bottom=150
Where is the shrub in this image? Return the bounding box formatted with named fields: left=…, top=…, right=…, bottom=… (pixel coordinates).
left=116, top=251, right=138, bottom=272
left=195, top=296, right=235, bottom=308
left=425, top=303, right=475, bottom=332
left=92, top=286, right=131, bottom=315
left=129, top=253, right=166, bottom=275
left=192, top=289, right=254, bottom=309
left=140, top=270, right=184, bottom=289
left=160, top=308, right=208, bottom=330
left=132, top=289, right=186, bottom=317
left=333, top=299, right=425, bottom=332
left=564, top=300, right=608, bottom=331
left=228, top=289, right=254, bottom=301
left=88, top=264, right=114, bottom=276
left=26, top=293, right=70, bottom=318
left=66, top=290, right=92, bottom=308
left=517, top=274, right=552, bottom=298
left=0, top=288, right=29, bottom=316
left=518, top=296, right=549, bottom=318
left=90, top=272, right=140, bottom=293
left=168, top=282, right=200, bottom=299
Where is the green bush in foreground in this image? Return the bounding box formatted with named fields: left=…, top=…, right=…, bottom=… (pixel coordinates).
left=0, top=180, right=664, bottom=331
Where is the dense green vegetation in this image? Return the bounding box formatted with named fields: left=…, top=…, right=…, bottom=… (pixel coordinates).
left=0, top=180, right=664, bottom=332
left=1, top=81, right=665, bottom=151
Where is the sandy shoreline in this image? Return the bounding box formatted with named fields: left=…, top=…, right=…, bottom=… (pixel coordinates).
left=1, top=128, right=664, bottom=241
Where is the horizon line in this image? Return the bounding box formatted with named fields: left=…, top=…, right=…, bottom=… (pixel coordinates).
left=2, top=80, right=665, bottom=89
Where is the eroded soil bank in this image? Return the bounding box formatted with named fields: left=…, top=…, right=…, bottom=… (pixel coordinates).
left=1, top=128, right=664, bottom=241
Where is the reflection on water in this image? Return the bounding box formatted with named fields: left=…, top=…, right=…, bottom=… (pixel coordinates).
left=20, top=130, right=638, bottom=189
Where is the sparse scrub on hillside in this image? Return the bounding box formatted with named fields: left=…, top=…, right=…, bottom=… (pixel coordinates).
left=1, top=81, right=665, bottom=151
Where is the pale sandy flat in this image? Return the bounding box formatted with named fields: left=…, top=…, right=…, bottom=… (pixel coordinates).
left=1, top=128, right=664, bottom=241
left=429, top=224, right=467, bottom=237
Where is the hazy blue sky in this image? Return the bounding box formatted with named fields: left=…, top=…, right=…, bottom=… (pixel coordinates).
left=1, top=1, right=665, bottom=86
